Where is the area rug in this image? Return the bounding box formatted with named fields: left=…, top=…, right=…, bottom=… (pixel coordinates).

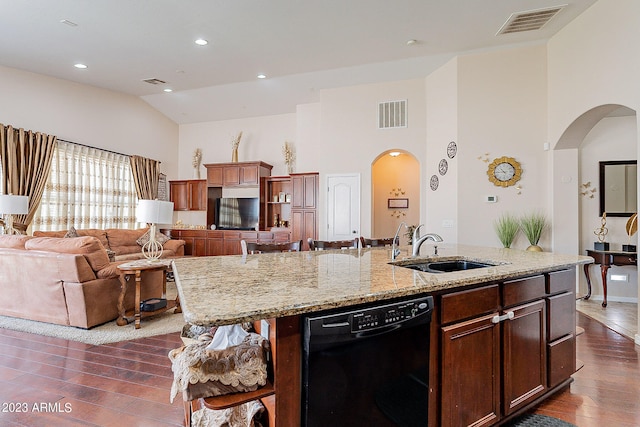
left=506, top=413, right=577, bottom=427
left=0, top=282, right=185, bottom=345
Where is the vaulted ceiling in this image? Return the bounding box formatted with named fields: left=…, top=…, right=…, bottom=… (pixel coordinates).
left=0, top=1, right=597, bottom=123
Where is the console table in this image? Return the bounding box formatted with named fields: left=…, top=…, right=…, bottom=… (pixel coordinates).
left=583, top=249, right=637, bottom=307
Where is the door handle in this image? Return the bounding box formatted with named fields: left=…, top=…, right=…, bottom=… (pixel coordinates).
left=491, top=311, right=515, bottom=324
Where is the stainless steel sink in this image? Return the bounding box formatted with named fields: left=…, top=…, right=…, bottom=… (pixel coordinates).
left=390, top=258, right=497, bottom=273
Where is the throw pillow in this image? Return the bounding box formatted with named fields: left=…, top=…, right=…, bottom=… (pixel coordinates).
left=136, top=229, right=170, bottom=247
left=64, top=226, right=79, bottom=238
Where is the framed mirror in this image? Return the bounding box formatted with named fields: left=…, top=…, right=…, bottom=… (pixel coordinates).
left=599, top=160, right=637, bottom=217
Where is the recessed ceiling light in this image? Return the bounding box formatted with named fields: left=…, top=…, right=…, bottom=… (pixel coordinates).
left=74, top=63, right=87, bottom=69
left=60, top=19, right=78, bottom=27
left=194, top=39, right=208, bottom=46
left=163, top=88, right=173, bottom=93
left=257, top=74, right=266, bottom=79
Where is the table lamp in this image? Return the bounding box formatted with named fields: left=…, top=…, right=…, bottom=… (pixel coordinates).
left=0, top=194, right=29, bottom=235
left=136, top=199, right=174, bottom=262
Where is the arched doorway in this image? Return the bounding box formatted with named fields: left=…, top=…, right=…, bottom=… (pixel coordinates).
left=552, top=103, right=639, bottom=344
left=371, top=149, right=420, bottom=244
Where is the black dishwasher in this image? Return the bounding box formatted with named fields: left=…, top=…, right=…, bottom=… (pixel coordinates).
left=302, top=295, right=433, bottom=427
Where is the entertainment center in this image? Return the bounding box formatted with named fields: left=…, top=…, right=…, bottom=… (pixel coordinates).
left=167, top=161, right=318, bottom=255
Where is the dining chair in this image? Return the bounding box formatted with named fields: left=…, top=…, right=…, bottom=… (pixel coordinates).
left=359, top=236, right=399, bottom=248
left=307, top=238, right=359, bottom=251
left=244, top=240, right=303, bottom=254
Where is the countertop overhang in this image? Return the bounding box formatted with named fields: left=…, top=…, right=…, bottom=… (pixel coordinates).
left=172, top=244, right=593, bottom=326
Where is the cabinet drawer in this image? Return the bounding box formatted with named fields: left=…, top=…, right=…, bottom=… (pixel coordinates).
left=547, top=269, right=574, bottom=295
left=548, top=334, right=575, bottom=388
left=441, top=285, right=500, bottom=325
left=546, top=292, right=575, bottom=342
left=503, top=275, right=545, bottom=307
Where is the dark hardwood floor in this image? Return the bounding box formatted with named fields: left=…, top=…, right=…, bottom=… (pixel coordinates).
left=0, top=312, right=638, bottom=426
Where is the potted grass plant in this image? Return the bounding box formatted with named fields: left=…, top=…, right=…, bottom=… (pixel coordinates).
left=494, top=213, right=520, bottom=249
left=520, top=211, right=547, bottom=252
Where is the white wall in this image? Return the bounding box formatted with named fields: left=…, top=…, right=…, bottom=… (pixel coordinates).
left=425, top=58, right=458, bottom=243
left=456, top=45, right=549, bottom=249
left=0, top=65, right=178, bottom=178
left=317, top=79, right=427, bottom=239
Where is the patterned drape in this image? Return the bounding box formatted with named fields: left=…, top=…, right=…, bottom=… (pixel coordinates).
left=0, top=123, right=56, bottom=233
left=32, top=141, right=138, bottom=231
left=130, top=155, right=160, bottom=200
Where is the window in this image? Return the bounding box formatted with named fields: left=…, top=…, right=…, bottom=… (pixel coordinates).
left=32, top=141, right=137, bottom=231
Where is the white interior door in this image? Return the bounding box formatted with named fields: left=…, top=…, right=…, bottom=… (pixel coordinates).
left=327, top=174, right=360, bottom=241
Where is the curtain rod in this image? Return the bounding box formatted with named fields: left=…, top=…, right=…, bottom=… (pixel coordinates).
left=57, top=138, right=161, bottom=163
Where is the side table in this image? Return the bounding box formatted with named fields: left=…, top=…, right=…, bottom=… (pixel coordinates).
left=583, top=249, right=637, bottom=307
left=116, top=259, right=182, bottom=329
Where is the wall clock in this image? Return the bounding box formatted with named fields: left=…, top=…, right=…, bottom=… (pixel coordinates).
left=487, top=156, right=522, bottom=187
left=430, top=175, right=439, bottom=191
left=447, top=141, right=457, bottom=159
left=438, top=159, right=448, bottom=175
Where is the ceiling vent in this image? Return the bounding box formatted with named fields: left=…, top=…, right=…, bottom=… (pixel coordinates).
left=378, top=100, right=407, bottom=129
left=142, top=78, right=167, bottom=85
left=497, top=5, right=565, bottom=35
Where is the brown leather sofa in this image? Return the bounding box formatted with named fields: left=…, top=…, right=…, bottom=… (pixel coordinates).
left=34, top=228, right=185, bottom=261
left=0, top=234, right=172, bottom=328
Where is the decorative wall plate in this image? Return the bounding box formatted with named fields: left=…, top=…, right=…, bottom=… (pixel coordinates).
left=430, top=175, right=439, bottom=191
left=438, top=159, right=448, bottom=176
left=447, top=141, right=457, bottom=159
left=487, top=156, right=522, bottom=187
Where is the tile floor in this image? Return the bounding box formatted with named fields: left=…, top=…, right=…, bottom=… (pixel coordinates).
left=576, top=298, right=638, bottom=342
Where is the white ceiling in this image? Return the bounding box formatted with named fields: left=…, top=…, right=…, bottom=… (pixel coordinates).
left=0, top=1, right=597, bottom=124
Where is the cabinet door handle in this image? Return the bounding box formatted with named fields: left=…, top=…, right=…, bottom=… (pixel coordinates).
left=492, top=311, right=515, bottom=324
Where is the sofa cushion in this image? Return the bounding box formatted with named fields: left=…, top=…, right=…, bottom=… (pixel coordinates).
left=0, top=235, right=34, bottom=249
left=35, top=228, right=110, bottom=250
left=105, top=228, right=146, bottom=255
left=25, top=236, right=111, bottom=272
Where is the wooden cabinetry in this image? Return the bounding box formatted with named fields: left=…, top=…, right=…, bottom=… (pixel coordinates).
left=546, top=269, right=576, bottom=388
left=204, top=161, right=273, bottom=187
left=168, top=229, right=208, bottom=256
left=440, top=275, right=549, bottom=427
left=262, top=176, right=292, bottom=229
left=290, top=173, right=318, bottom=250
left=170, top=180, right=207, bottom=211
left=164, top=229, right=290, bottom=256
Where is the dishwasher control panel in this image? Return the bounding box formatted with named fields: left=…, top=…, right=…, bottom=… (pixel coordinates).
left=351, top=297, right=432, bottom=332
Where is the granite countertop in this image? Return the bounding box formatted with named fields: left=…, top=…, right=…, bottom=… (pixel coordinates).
left=172, top=244, right=593, bottom=326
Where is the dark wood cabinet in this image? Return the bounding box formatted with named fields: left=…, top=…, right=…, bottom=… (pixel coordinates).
left=204, top=161, right=273, bottom=187
left=169, top=180, right=207, bottom=211
left=262, top=176, right=292, bottom=230
left=545, top=269, right=576, bottom=388
left=164, top=229, right=290, bottom=256
left=439, top=274, right=553, bottom=426
left=290, top=173, right=318, bottom=250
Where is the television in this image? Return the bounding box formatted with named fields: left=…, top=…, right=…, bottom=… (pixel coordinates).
left=215, top=197, right=260, bottom=230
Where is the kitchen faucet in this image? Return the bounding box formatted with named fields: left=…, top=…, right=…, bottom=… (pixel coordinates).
left=391, top=222, right=407, bottom=261
left=412, top=224, right=443, bottom=256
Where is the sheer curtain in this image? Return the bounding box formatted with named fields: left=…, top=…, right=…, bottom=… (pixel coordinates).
left=33, top=141, right=138, bottom=231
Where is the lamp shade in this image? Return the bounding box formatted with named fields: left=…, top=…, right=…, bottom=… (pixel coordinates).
left=136, top=199, right=174, bottom=224
left=0, top=195, right=29, bottom=214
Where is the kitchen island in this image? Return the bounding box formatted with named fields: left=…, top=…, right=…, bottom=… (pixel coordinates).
left=172, top=244, right=592, bottom=426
